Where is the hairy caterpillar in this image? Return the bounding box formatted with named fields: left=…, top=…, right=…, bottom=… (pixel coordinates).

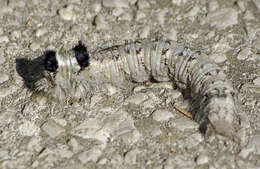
left=34, top=40, right=238, bottom=137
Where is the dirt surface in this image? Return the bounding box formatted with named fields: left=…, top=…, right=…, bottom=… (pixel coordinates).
left=0, top=0, right=260, bottom=168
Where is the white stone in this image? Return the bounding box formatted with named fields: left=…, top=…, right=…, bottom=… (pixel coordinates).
left=171, top=0, right=187, bottom=6
left=152, top=109, right=174, bottom=122
left=253, top=39, right=260, bottom=51
left=102, top=0, right=130, bottom=8
left=150, top=82, right=173, bottom=90
left=186, top=5, right=200, bottom=17
left=118, top=11, right=132, bottom=21
left=68, top=138, right=83, bottom=153
left=247, top=135, right=260, bottom=155
left=124, top=93, right=148, bottom=105
left=36, top=28, right=48, bottom=37
left=112, top=8, right=125, bottom=17
left=92, top=2, right=102, bottom=13
left=0, top=35, right=9, bottom=43
left=237, top=48, right=251, bottom=60
left=196, top=153, right=209, bottom=165
left=253, top=77, right=260, bottom=86
left=168, top=90, right=182, bottom=100
left=125, top=149, right=140, bottom=164
left=138, top=25, right=150, bottom=39
left=178, top=132, right=203, bottom=149
left=27, top=137, right=42, bottom=152
left=78, top=148, right=102, bottom=164
left=58, top=5, right=77, bottom=21
left=167, top=28, right=178, bottom=41
left=19, top=121, right=40, bottom=136
left=120, top=129, right=141, bottom=144
left=41, top=120, right=65, bottom=138
left=55, top=145, right=73, bottom=158
left=253, top=0, right=260, bottom=9
left=11, top=30, right=21, bottom=39
left=150, top=125, right=162, bottom=137
left=29, top=42, right=41, bottom=51
left=156, top=9, right=168, bottom=25
left=208, top=1, right=219, bottom=12
left=172, top=117, right=199, bottom=131
left=0, top=86, right=16, bottom=98
left=209, top=53, right=227, bottom=63
left=71, top=119, right=110, bottom=143
left=94, top=15, right=110, bottom=30
left=206, top=8, right=238, bottom=30
left=0, top=72, right=9, bottom=84
left=136, top=11, right=146, bottom=21
left=137, top=0, right=150, bottom=9
left=0, top=150, right=9, bottom=160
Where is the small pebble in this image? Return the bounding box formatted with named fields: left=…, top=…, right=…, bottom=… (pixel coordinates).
left=94, top=15, right=110, bottom=30
left=104, top=83, right=118, bottom=95
left=172, top=117, right=199, bottom=131
left=196, top=153, right=209, bottom=165
left=171, top=0, right=187, bottom=6
left=35, top=28, right=48, bottom=37
left=124, top=93, right=148, bottom=105
left=237, top=48, right=251, bottom=60
left=253, top=77, right=260, bottom=86
left=55, top=145, right=73, bottom=158
left=71, top=119, right=110, bottom=143
left=120, top=129, right=141, bottom=144
left=208, top=1, right=219, bottom=12
left=209, top=53, right=227, bottom=63
left=253, top=39, right=260, bottom=51
left=78, top=148, right=102, bottom=164
left=253, top=0, right=260, bottom=9
left=0, top=151, right=10, bottom=160
left=27, top=137, right=43, bottom=152
left=0, top=86, right=15, bottom=98
left=152, top=109, right=174, bottom=122
left=68, top=138, right=83, bottom=153
left=150, top=82, right=173, bottom=90
left=178, top=132, right=203, bottom=149
left=92, top=2, right=102, bottom=13
left=58, top=5, right=77, bottom=21
left=125, top=149, right=140, bottom=164
left=138, top=25, right=150, bottom=38
left=102, top=0, right=129, bottom=8
left=186, top=5, right=200, bottom=17
left=41, top=120, right=65, bottom=138
left=206, top=8, right=238, bottom=30
left=167, top=28, right=178, bottom=41
left=11, top=30, right=21, bottom=40
left=118, top=11, right=132, bottom=21
left=0, top=35, right=9, bottom=43
left=137, top=0, right=150, bottom=9
left=113, top=8, right=125, bottom=17
left=0, top=72, right=9, bottom=84
left=29, top=42, right=41, bottom=51
left=136, top=11, right=146, bottom=21
left=156, top=9, right=168, bottom=25
left=19, top=121, right=40, bottom=136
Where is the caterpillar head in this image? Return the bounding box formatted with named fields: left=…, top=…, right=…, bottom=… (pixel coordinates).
left=35, top=41, right=91, bottom=101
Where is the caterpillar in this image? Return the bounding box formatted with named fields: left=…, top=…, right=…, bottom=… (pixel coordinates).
left=33, top=40, right=238, bottom=137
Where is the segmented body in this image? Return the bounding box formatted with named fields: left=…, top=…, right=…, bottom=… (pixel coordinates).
left=36, top=40, right=238, bottom=136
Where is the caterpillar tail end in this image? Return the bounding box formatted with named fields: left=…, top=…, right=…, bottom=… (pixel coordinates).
left=204, top=96, right=235, bottom=137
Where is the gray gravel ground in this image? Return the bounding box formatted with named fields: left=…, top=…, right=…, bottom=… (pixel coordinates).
left=0, top=0, right=260, bottom=168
